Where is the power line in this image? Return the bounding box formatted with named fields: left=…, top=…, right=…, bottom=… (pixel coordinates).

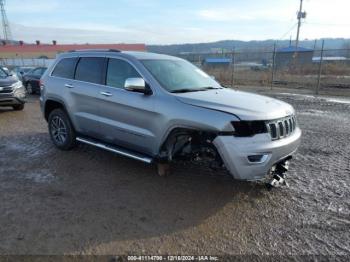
left=278, top=23, right=298, bottom=41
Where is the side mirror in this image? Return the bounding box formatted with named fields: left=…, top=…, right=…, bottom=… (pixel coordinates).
left=124, top=78, right=152, bottom=95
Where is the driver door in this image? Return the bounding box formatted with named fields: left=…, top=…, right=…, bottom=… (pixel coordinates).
left=97, top=58, right=158, bottom=155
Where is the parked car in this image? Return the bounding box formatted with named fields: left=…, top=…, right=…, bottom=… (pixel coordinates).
left=1, top=66, right=11, bottom=75
left=12, top=66, right=34, bottom=81
left=0, top=66, right=26, bottom=110
left=40, top=50, right=301, bottom=188
left=22, top=67, right=47, bottom=94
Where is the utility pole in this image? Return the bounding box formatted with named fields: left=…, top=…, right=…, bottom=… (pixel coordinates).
left=0, top=0, right=12, bottom=41
left=230, top=47, right=235, bottom=88
left=316, top=40, right=325, bottom=95
left=295, top=0, right=306, bottom=49
left=271, top=42, right=276, bottom=90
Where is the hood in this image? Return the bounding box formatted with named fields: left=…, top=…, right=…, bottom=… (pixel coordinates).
left=175, top=88, right=294, bottom=120
left=0, top=75, right=18, bottom=87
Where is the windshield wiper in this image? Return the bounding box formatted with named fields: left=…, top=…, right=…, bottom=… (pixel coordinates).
left=200, top=86, right=223, bottom=90
left=171, top=88, right=203, bottom=93
left=171, top=86, right=223, bottom=93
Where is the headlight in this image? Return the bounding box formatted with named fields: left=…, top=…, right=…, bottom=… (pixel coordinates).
left=10, top=81, right=23, bottom=89
left=231, top=121, right=267, bottom=137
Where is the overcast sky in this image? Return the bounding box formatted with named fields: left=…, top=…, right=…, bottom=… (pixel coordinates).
left=5, top=0, right=350, bottom=44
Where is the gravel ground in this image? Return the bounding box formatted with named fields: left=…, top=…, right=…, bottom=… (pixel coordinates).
left=0, top=92, right=349, bottom=257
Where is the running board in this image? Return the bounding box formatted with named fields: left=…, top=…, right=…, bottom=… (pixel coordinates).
left=76, top=137, right=153, bottom=164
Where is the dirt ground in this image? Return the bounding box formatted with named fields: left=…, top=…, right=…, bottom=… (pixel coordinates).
left=0, top=90, right=349, bottom=258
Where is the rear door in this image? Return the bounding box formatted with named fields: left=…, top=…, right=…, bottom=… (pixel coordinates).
left=97, top=58, right=157, bottom=155
left=51, top=56, right=105, bottom=138
left=70, top=56, right=106, bottom=138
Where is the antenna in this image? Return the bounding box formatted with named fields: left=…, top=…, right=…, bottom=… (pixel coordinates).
left=0, top=0, right=12, bottom=41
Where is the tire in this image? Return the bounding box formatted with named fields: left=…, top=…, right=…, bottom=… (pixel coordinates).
left=13, top=104, right=24, bottom=111
left=26, top=83, right=34, bottom=94
left=48, top=108, right=76, bottom=150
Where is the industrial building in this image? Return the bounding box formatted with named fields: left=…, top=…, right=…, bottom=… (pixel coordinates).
left=202, top=58, right=232, bottom=68
left=275, top=46, right=314, bottom=68
left=0, top=42, right=146, bottom=59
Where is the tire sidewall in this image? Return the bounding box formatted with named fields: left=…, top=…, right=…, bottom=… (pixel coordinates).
left=13, top=104, right=24, bottom=111
left=48, top=109, right=76, bottom=150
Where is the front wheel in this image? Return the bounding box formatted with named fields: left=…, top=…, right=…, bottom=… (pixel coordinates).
left=48, top=108, right=76, bottom=150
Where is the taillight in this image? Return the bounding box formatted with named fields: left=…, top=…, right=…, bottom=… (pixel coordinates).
left=39, top=80, right=44, bottom=91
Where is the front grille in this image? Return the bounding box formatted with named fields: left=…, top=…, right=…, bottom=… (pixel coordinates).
left=267, top=115, right=296, bottom=140
left=0, top=86, right=13, bottom=94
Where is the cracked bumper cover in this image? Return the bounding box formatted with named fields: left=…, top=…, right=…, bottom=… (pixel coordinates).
left=213, top=127, right=302, bottom=181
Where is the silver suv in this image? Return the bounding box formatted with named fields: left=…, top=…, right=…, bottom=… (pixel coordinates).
left=40, top=49, right=301, bottom=186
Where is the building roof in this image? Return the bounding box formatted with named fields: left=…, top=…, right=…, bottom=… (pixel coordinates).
left=204, top=58, right=232, bottom=63
left=0, top=43, right=146, bottom=53
left=277, top=46, right=313, bottom=53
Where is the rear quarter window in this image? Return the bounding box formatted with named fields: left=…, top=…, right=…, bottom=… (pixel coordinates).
left=51, top=58, right=78, bottom=79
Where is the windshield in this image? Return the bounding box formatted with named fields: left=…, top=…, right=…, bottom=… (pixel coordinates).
left=0, top=68, right=8, bottom=78
left=22, top=68, right=33, bottom=73
left=142, top=59, right=221, bottom=93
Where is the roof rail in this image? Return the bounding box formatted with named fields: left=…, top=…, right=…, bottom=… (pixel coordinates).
left=68, top=49, right=121, bottom=53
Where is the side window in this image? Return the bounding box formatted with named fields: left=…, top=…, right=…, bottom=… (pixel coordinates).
left=32, top=68, right=42, bottom=75
left=75, top=57, right=105, bottom=84
left=106, top=59, right=141, bottom=89
left=40, top=68, right=47, bottom=75
left=51, top=58, right=78, bottom=79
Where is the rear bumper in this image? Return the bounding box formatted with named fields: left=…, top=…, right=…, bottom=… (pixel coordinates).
left=213, top=127, right=302, bottom=181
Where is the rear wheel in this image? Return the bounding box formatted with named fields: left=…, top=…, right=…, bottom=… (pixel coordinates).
left=13, top=104, right=24, bottom=111
left=48, top=108, right=76, bottom=150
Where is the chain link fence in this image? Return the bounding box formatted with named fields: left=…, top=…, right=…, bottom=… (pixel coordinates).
left=177, top=45, right=350, bottom=96
left=0, top=58, right=54, bottom=68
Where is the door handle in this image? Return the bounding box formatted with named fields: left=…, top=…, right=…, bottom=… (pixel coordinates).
left=65, top=84, right=74, bottom=88
left=100, top=91, right=112, bottom=97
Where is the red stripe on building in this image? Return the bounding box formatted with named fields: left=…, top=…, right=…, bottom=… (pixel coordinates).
left=0, top=43, right=146, bottom=53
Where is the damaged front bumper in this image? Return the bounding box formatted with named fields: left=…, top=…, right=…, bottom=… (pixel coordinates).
left=213, top=127, right=302, bottom=181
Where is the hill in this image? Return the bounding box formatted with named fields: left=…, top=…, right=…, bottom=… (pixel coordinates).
left=148, top=38, right=350, bottom=54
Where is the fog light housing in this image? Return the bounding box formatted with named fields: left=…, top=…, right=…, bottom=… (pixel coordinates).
left=247, top=154, right=269, bottom=164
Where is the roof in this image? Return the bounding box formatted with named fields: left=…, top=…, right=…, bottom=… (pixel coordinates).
left=277, top=46, right=314, bottom=53
left=204, top=58, right=232, bottom=63
left=58, top=50, right=182, bottom=61
left=0, top=43, right=146, bottom=53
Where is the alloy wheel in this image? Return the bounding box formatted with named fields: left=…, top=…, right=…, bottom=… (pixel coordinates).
left=50, top=116, right=68, bottom=145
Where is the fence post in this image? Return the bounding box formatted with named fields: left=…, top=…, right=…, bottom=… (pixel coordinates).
left=271, top=42, right=276, bottom=90
left=316, top=40, right=325, bottom=95
left=230, top=48, right=235, bottom=88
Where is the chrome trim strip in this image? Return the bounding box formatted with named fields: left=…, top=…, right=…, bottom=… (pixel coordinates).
left=266, top=115, right=297, bottom=141
left=76, top=137, right=153, bottom=164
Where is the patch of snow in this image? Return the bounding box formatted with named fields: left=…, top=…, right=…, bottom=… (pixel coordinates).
left=276, top=93, right=350, bottom=104
left=324, top=98, right=350, bottom=104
